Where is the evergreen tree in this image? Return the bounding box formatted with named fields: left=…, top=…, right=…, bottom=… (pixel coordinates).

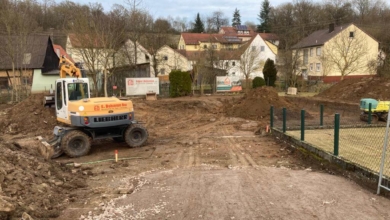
left=257, top=0, right=271, bottom=33
left=232, top=8, right=241, bottom=26
left=263, top=59, right=277, bottom=86
left=192, top=13, right=205, bottom=33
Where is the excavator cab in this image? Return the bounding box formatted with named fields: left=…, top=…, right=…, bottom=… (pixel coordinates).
left=55, top=78, right=90, bottom=124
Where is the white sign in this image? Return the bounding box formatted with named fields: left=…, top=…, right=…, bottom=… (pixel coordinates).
left=216, top=76, right=242, bottom=92
left=126, top=78, right=160, bottom=95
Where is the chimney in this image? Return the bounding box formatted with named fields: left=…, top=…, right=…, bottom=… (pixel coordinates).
left=329, top=23, right=335, bottom=33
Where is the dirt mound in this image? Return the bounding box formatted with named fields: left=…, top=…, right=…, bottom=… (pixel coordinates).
left=316, top=76, right=390, bottom=103
left=225, top=87, right=306, bottom=122
left=0, top=94, right=58, bottom=137
left=0, top=138, right=87, bottom=219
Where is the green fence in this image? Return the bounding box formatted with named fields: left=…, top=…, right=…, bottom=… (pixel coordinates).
left=271, top=103, right=390, bottom=180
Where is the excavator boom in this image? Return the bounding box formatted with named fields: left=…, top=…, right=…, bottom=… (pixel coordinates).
left=59, top=55, right=82, bottom=78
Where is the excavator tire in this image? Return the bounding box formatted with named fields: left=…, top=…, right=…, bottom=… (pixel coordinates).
left=61, top=130, right=91, bottom=157
left=124, top=124, right=148, bottom=148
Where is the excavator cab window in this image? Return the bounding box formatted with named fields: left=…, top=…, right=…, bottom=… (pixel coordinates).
left=56, top=82, right=63, bottom=110
left=68, top=83, right=89, bottom=101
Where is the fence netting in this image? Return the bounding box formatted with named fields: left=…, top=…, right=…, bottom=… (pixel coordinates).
left=273, top=97, right=390, bottom=180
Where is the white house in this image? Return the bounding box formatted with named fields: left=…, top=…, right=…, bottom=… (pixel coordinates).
left=222, top=34, right=278, bottom=79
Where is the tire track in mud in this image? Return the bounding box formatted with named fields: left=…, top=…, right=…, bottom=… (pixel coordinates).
left=221, top=126, right=258, bottom=167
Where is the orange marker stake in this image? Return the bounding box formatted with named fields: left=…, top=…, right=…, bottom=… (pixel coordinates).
left=266, top=125, right=269, bottom=133
left=115, top=150, right=118, bottom=162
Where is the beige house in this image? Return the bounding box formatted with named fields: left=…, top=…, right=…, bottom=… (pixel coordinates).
left=291, top=23, right=378, bottom=83
left=155, top=45, right=191, bottom=81
left=218, top=25, right=257, bottom=42
left=178, top=33, right=244, bottom=51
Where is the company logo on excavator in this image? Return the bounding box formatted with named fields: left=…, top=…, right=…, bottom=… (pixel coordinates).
left=94, top=103, right=127, bottom=111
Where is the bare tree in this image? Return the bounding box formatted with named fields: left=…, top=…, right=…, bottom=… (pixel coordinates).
left=239, top=47, right=262, bottom=92
left=124, top=5, right=153, bottom=71
left=206, top=11, right=229, bottom=33
left=322, top=28, right=375, bottom=80
left=67, top=3, right=127, bottom=97
left=0, top=0, right=38, bottom=102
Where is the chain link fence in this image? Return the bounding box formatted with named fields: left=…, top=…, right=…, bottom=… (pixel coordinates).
left=272, top=97, right=390, bottom=184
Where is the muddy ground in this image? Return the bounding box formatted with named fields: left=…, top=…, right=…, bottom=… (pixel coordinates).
left=0, top=86, right=390, bottom=219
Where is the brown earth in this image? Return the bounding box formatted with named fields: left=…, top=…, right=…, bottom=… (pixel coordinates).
left=225, top=87, right=312, bottom=123
left=315, top=76, right=390, bottom=103
left=0, top=84, right=390, bottom=219
left=0, top=94, right=58, bottom=137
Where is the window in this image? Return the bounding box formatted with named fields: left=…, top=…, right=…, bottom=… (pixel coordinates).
left=310, top=48, right=314, bottom=57
left=0, top=77, right=8, bottom=89
left=56, top=82, right=63, bottom=110
left=212, top=44, right=217, bottom=49
left=316, top=47, right=321, bottom=56
left=232, top=72, right=236, bottom=76
left=260, top=46, right=265, bottom=52
left=22, top=53, right=31, bottom=65
left=163, top=56, right=168, bottom=61
left=68, top=83, right=89, bottom=101
left=232, top=61, right=235, bottom=66
left=349, top=31, right=354, bottom=38
left=22, top=77, right=31, bottom=85
left=225, top=62, right=229, bottom=68
left=252, top=46, right=256, bottom=51
left=160, top=68, right=165, bottom=75
left=316, top=63, right=321, bottom=72
left=145, top=54, right=149, bottom=60
left=203, top=45, right=207, bottom=49
left=309, top=63, right=313, bottom=71
left=303, top=49, right=308, bottom=65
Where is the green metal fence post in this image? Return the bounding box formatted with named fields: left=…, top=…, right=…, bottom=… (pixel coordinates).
left=368, top=103, right=372, bottom=124
left=320, top=104, right=324, bottom=127
left=283, top=108, right=286, bottom=133
left=270, top=106, right=274, bottom=128
left=334, top=113, right=340, bottom=156
left=301, top=109, right=305, bottom=141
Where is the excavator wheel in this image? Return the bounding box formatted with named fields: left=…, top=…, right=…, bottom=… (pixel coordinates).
left=124, top=124, right=148, bottom=148
left=61, top=130, right=91, bottom=157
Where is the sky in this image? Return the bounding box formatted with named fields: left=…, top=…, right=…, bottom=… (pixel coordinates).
left=75, top=0, right=291, bottom=25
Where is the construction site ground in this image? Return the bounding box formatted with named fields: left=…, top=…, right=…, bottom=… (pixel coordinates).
left=1, top=83, right=390, bottom=219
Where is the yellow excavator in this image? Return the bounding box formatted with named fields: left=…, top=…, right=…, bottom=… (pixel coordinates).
left=40, top=55, right=148, bottom=159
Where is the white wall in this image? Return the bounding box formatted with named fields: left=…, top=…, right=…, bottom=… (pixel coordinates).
left=225, top=34, right=276, bottom=80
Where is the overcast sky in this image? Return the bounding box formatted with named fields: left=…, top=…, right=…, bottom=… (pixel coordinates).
left=75, top=0, right=291, bottom=25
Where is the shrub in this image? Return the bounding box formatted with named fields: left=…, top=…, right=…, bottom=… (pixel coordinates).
left=169, top=70, right=192, bottom=97
left=263, top=58, right=277, bottom=87
left=252, top=77, right=265, bottom=88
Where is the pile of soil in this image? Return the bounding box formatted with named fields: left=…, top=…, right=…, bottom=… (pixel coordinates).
left=0, top=94, right=58, bottom=137
left=225, top=87, right=306, bottom=122
left=316, top=76, right=390, bottom=103
left=0, top=138, right=87, bottom=219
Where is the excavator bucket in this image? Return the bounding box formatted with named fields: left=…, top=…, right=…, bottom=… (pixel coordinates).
left=36, top=136, right=63, bottom=159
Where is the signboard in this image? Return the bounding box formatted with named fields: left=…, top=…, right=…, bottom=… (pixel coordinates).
left=125, top=78, right=160, bottom=95
left=216, top=76, right=242, bottom=92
